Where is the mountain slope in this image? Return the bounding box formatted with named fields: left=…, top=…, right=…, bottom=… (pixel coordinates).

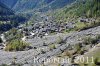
left=0, top=1, right=27, bottom=32
left=12, top=0, right=40, bottom=12
left=0, top=0, right=76, bottom=13
left=0, top=2, right=14, bottom=16
left=50, top=0, right=100, bottom=22
left=39, top=0, right=76, bottom=12
left=0, top=0, right=18, bottom=8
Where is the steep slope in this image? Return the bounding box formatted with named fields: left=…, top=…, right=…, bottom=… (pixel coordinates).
left=0, top=2, right=27, bottom=32
left=12, top=0, right=40, bottom=12
left=50, top=0, right=100, bottom=22
left=0, top=2, right=14, bottom=16
left=0, top=0, right=18, bottom=8
left=0, top=0, right=75, bottom=13
left=39, top=0, right=76, bottom=12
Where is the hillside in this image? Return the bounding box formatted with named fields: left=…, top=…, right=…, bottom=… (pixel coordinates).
left=0, top=0, right=76, bottom=13
left=0, top=0, right=18, bottom=8
left=37, top=0, right=76, bottom=12
left=49, top=0, right=100, bottom=22
left=0, top=2, right=14, bottom=16
left=0, top=2, right=27, bottom=32
left=14, top=0, right=75, bottom=12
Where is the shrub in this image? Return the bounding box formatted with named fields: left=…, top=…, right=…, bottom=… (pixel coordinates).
left=83, top=37, right=93, bottom=45
left=56, top=36, right=64, bottom=44
left=75, top=22, right=88, bottom=31
left=75, top=20, right=100, bottom=31
left=49, top=44, right=56, bottom=50
left=83, top=35, right=100, bottom=45
left=5, top=39, right=29, bottom=51
left=62, top=50, right=72, bottom=58
left=74, top=44, right=81, bottom=52
left=73, top=43, right=85, bottom=55
left=94, top=57, right=100, bottom=65
left=96, top=34, right=100, bottom=41
left=4, top=28, right=23, bottom=41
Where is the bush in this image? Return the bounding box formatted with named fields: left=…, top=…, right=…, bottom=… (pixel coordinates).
left=83, top=37, right=93, bottom=45
left=5, top=39, right=29, bottom=51
left=56, top=36, right=64, bottom=44
left=49, top=44, right=56, bottom=50
left=75, top=20, right=100, bottom=31
left=74, top=44, right=81, bottom=52
left=4, top=28, right=23, bottom=41
left=62, top=50, right=72, bottom=58
left=83, top=35, right=100, bottom=45
left=94, top=57, right=100, bottom=65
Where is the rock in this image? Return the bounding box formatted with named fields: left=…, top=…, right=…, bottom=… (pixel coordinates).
left=0, top=26, right=100, bottom=66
